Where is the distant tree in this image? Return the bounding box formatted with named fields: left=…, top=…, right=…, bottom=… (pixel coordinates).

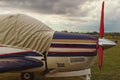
left=93, top=31, right=98, bottom=34
left=62, top=30, right=68, bottom=33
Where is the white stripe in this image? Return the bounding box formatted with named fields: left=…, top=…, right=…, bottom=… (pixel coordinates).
left=51, top=42, right=96, bottom=45
left=0, top=47, right=26, bottom=54
left=49, top=48, right=96, bottom=52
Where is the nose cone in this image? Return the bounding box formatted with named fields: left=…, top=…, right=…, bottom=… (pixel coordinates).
left=99, top=38, right=116, bottom=49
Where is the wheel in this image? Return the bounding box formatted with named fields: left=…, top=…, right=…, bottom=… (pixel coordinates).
left=21, top=72, right=35, bottom=80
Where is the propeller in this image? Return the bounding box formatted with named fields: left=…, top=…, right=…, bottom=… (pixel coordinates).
left=98, top=1, right=104, bottom=69
left=98, top=46, right=103, bottom=69
left=100, top=1, right=104, bottom=38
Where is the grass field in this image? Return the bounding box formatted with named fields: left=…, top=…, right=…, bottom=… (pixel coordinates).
left=0, top=40, right=120, bottom=80
left=91, top=40, right=120, bottom=80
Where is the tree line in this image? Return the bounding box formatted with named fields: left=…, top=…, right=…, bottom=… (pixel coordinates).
left=61, top=30, right=120, bottom=40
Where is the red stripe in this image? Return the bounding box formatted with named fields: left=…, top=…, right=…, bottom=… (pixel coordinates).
left=0, top=46, right=5, bottom=47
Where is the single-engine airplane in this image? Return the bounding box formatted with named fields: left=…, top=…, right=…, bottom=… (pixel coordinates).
left=0, top=1, right=116, bottom=80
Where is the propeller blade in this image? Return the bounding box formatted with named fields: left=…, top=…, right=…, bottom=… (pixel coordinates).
left=100, top=1, right=104, bottom=38
left=98, top=46, right=103, bottom=69
left=98, top=1, right=105, bottom=69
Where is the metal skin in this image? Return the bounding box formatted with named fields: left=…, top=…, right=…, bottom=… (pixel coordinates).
left=47, top=32, right=98, bottom=71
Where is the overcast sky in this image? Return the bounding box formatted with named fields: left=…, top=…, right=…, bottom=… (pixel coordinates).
left=0, top=0, right=120, bottom=32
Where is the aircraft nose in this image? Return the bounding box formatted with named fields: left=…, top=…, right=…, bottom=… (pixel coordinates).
left=98, top=38, right=116, bottom=49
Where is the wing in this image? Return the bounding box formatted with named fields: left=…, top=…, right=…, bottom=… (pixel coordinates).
left=0, top=57, right=43, bottom=72
left=0, top=47, right=43, bottom=72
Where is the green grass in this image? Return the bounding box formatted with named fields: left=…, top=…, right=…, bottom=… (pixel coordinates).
left=0, top=41, right=120, bottom=80
left=91, top=40, right=120, bottom=80
left=0, top=73, right=20, bottom=80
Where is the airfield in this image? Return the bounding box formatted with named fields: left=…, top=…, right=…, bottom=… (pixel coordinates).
left=0, top=33, right=119, bottom=80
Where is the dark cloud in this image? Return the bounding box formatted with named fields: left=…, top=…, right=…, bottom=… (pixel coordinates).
left=0, top=0, right=90, bottom=16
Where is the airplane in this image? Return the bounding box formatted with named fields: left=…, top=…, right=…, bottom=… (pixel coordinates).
left=0, top=1, right=116, bottom=80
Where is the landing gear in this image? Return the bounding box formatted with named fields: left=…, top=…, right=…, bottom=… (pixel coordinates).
left=21, top=72, right=34, bottom=80
left=42, top=51, right=49, bottom=74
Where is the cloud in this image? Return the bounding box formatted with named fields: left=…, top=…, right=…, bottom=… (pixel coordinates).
left=0, top=0, right=90, bottom=15
left=0, top=0, right=119, bottom=32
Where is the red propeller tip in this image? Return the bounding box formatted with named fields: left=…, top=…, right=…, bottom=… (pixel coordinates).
left=99, top=1, right=104, bottom=38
